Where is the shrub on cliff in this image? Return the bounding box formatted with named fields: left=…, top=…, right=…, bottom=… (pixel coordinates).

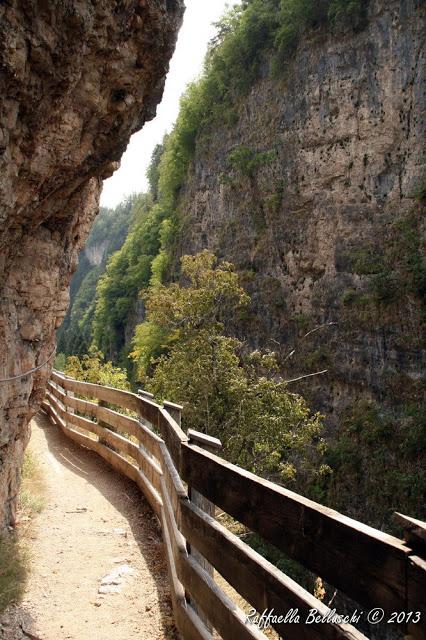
left=131, top=251, right=327, bottom=484
left=64, top=348, right=129, bottom=391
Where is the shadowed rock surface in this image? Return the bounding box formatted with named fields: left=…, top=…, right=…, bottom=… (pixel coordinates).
left=173, top=0, right=425, bottom=431
left=0, top=0, right=184, bottom=530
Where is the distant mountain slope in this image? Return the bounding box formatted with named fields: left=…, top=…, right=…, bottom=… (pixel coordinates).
left=57, top=197, right=136, bottom=356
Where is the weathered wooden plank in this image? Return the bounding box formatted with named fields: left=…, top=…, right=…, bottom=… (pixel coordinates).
left=52, top=371, right=161, bottom=424
left=178, top=552, right=268, bottom=640
left=52, top=372, right=141, bottom=412
left=61, top=391, right=98, bottom=418
left=395, top=513, right=426, bottom=555
left=160, top=506, right=211, bottom=640
left=137, top=395, right=161, bottom=426
left=43, top=396, right=63, bottom=428
left=187, top=429, right=222, bottom=451
left=179, top=500, right=366, bottom=640
left=47, top=380, right=66, bottom=404
left=134, top=445, right=163, bottom=495
left=67, top=409, right=102, bottom=438
left=45, top=391, right=68, bottom=423
left=40, top=400, right=50, bottom=414
left=186, top=429, right=221, bottom=631
left=161, top=477, right=187, bottom=560
left=181, top=443, right=411, bottom=613
left=132, top=467, right=162, bottom=518
left=157, top=408, right=187, bottom=470
left=138, top=388, right=155, bottom=399
left=160, top=479, right=266, bottom=640
left=163, top=399, right=183, bottom=426
left=407, top=555, right=426, bottom=640
left=52, top=383, right=163, bottom=459
left=136, top=420, right=163, bottom=460
left=158, top=441, right=188, bottom=516
left=176, top=603, right=212, bottom=640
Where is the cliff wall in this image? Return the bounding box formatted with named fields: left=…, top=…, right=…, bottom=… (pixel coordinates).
left=0, top=0, right=183, bottom=529
left=174, top=0, right=425, bottom=430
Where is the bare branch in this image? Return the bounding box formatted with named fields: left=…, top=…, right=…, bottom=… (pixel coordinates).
left=282, top=321, right=338, bottom=363
left=284, top=369, right=328, bottom=384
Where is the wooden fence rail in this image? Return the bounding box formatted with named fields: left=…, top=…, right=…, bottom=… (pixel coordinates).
left=41, top=371, right=426, bottom=640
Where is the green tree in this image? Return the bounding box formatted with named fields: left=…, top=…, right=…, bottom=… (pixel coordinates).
left=64, top=347, right=130, bottom=390
left=131, top=251, right=326, bottom=484
left=92, top=195, right=162, bottom=361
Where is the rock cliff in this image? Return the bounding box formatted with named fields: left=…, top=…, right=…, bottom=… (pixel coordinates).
left=173, top=0, right=425, bottom=433
left=0, top=0, right=183, bottom=530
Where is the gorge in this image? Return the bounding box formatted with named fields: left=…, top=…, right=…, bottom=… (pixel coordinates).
left=1, top=0, right=425, bottom=535
left=62, top=0, right=426, bottom=529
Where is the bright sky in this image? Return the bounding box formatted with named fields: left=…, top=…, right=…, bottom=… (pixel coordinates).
left=101, top=0, right=238, bottom=208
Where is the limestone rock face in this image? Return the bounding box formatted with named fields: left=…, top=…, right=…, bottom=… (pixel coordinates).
left=174, top=1, right=425, bottom=425
left=0, top=0, right=184, bottom=529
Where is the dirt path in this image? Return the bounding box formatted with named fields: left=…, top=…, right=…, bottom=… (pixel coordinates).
left=1, top=412, right=177, bottom=640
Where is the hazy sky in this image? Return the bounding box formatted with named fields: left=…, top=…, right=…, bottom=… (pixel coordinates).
left=100, top=0, right=238, bottom=208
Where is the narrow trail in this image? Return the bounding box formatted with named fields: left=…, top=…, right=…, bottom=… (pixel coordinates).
left=1, top=412, right=177, bottom=640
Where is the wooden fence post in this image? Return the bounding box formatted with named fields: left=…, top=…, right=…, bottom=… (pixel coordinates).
left=63, top=373, right=74, bottom=427
left=163, top=399, right=184, bottom=428
left=186, top=428, right=222, bottom=635
left=138, top=388, right=155, bottom=430
left=97, top=399, right=112, bottom=447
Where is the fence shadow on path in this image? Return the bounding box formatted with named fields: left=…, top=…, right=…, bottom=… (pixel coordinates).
left=33, top=411, right=178, bottom=640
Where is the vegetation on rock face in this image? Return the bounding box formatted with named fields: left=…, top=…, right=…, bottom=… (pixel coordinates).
left=57, top=199, right=135, bottom=357
left=86, top=0, right=371, bottom=372
left=92, top=195, right=162, bottom=362
left=227, top=146, right=275, bottom=178
left=155, top=0, right=368, bottom=156
left=131, top=251, right=327, bottom=484
left=320, top=400, right=426, bottom=529
left=63, top=348, right=130, bottom=391
left=340, top=211, right=426, bottom=314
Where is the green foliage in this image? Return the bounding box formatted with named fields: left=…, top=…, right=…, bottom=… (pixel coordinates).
left=64, top=347, right=129, bottom=390
left=345, top=247, right=384, bottom=275
left=54, top=352, right=66, bottom=371
left=274, top=0, right=329, bottom=58
left=92, top=196, right=163, bottom=360
left=391, top=212, right=426, bottom=302
left=0, top=535, right=28, bottom=613
left=146, top=143, right=164, bottom=201
left=131, top=251, right=325, bottom=483
left=57, top=198, right=135, bottom=356
left=145, top=0, right=369, bottom=186
left=247, top=532, right=314, bottom=589
left=328, top=0, right=364, bottom=24
left=228, top=146, right=275, bottom=178
left=19, top=452, right=45, bottom=518
left=340, top=211, right=426, bottom=314
left=341, top=289, right=358, bottom=305
left=0, top=451, right=46, bottom=613
left=415, top=174, right=426, bottom=201
left=304, top=346, right=331, bottom=370
left=319, top=400, right=426, bottom=529
left=369, top=270, right=400, bottom=304
left=63, top=0, right=373, bottom=374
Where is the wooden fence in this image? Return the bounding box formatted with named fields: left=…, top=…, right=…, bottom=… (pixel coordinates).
left=42, top=371, right=426, bottom=640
